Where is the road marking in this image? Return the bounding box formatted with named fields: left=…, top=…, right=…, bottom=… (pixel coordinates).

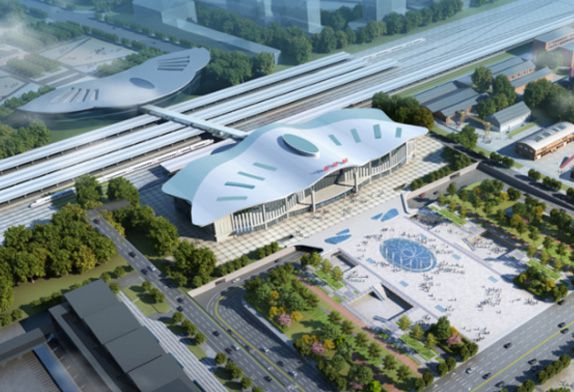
left=213, top=298, right=304, bottom=391
left=472, top=319, right=574, bottom=391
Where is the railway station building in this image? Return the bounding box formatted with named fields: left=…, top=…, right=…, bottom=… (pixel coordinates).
left=162, top=109, right=428, bottom=241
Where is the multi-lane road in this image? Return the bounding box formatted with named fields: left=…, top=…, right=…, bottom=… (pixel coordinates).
left=434, top=294, right=574, bottom=392
left=87, top=209, right=330, bottom=392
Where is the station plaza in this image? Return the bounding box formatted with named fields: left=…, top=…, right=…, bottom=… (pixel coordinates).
left=302, top=197, right=554, bottom=351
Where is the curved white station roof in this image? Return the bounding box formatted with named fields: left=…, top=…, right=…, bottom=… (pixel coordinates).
left=21, top=48, right=210, bottom=114
left=162, top=109, right=428, bottom=226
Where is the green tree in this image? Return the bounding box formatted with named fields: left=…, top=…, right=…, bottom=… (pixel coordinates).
left=354, top=331, right=369, bottom=350
left=172, top=311, right=184, bottom=324
left=195, top=332, right=206, bottom=345
left=426, top=332, right=437, bottom=347
left=328, top=311, right=342, bottom=325
left=411, top=323, right=424, bottom=340
left=331, top=266, right=343, bottom=282
left=251, top=52, right=275, bottom=77
left=240, top=377, right=252, bottom=390
left=107, top=177, right=139, bottom=205
left=472, top=66, right=493, bottom=93
left=476, top=97, right=497, bottom=119
left=75, top=175, right=103, bottom=208
left=383, top=354, right=397, bottom=371
left=397, top=364, right=411, bottom=381
left=432, top=316, right=451, bottom=340
left=367, top=341, right=382, bottom=359
left=215, top=352, right=227, bottom=366
left=398, top=315, right=412, bottom=331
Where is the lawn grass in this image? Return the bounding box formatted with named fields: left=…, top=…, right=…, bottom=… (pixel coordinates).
left=315, top=270, right=344, bottom=290
left=123, top=284, right=170, bottom=317
left=430, top=205, right=466, bottom=226
left=400, top=335, right=437, bottom=361
left=528, top=259, right=561, bottom=280
left=10, top=253, right=127, bottom=316
left=508, top=122, right=537, bottom=138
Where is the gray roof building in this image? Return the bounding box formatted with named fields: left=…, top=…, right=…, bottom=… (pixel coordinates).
left=424, top=87, right=480, bottom=115
left=104, top=327, right=164, bottom=373
left=83, top=302, right=141, bottom=344
left=414, top=82, right=460, bottom=105
left=489, top=101, right=531, bottom=127
left=63, top=280, right=118, bottom=319
left=128, top=354, right=198, bottom=392
left=510, top=67, right=552, bottom=89
left=534, top=26, right=574, bottom=44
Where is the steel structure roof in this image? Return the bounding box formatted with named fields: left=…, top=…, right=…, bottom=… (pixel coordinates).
left=21, top=48, right=210, bottom=114
left=490, top=101, right=531, bottom=126
left=518, top=122, right=574, bottom=151
left=162, top=109, right=427, bottom=226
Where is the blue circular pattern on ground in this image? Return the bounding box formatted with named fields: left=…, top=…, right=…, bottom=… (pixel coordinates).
left=380, top=238, right=437, bottom=272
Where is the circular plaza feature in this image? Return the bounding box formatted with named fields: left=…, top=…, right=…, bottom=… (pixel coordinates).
left=380, top=238, right=437, bottom=272
left=281, top=133, right=320, bottom=157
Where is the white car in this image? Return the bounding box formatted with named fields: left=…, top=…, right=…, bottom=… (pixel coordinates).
left=465, top=367, right=474, bottom=374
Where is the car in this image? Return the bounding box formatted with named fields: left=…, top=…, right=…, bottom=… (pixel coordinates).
left=277, top=360, right=285, bottom=367
left=482, top=372, right=491, bottom=380
left=129, top=251, right=136, bottom=257
left=261, top=346, right=270, bottom=353
left=232, top=345, right=241, bottom=351
left=141, top=268, right=148, bottom=275
left=528, top=358, right=537, bottom=365
left=559, top=322, right=566, bottom=328
left=264, top=376, right=272, bottom=382
left=148, top=265, right=157, bottom=272
left=225, top=347, right=232, bottom=354
left=212, top=330, right=220, bottom=337
left=465, top=367, right=474, bottom=374
left=227, top=329, right=232, bottom=334
left=561, top=328, right=569, bottom=334
left=232, top=277, right=241, bottom=283
left=244, top=345, right=251, bottom=352
left=503, top=342, right=512, bottom=349
left=93, top=218, right=100, bottom=224
left=177, top=297, right=184, bottom=303
left=495, top=381, right=505, bottom=388
left=288, top=370, right=298, bottom=377
left=176, top=306, right=183, bottom=312
left=558, top=299, right=565, bottom=305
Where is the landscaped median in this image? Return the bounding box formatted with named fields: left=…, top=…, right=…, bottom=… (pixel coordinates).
left=243, top=263, right=424, bottom=391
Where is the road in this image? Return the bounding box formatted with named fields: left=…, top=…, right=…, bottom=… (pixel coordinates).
left=196, top=252, right=333, bottom=392
left=87, top=209, right=316, bottom=392
left=20, top=0, right=183, bottom=53
left=432, top=294, right=574, bottom=392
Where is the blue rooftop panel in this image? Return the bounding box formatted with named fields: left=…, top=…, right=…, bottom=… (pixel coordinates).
left=373, top=124, right=382, bottom=139
left=217, top=196, right=248, bottom=202
left=329, top=134, right=342, bottom=146
left=253, top=162, right=277, bottom=171
left=237, top=171, right=265, bottom=181
left=224, top=182, right=255, bottom=189
left=351, top=128, right=361, bottom=143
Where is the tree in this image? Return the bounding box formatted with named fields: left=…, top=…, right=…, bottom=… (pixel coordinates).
left=355, top=331, right=369, bottom=350
left=240, top=377, right=252, bottom=390
left=476, top=98, right=497, bottom=119
left=172, top=311, right=184, bottom=324
left=452, top=125, right=478, bottom=149
left=426, top=333, right=437, bottom=347
left=331, top=266, right=343, bottom=282
left=0, top=277, right=14, bottom=313
left=251, top=53, right=275, bottom=77
left=215, top=352, right=227, bottom=366
left=195, top=332, right=206, bottom=345
left=107, top=177, right=139, bottom=205
left=528, top=169, right=541, bottom=182
left=75, top=175, right=103, bottom=208
left=472, top=66, right=493, bottom=93
left=507, top=187, right=521, bottom=201
left=524, top=79, right=554, bottom=109
left=348, top=364, right=374, bottom=385
left=398, top=315, right=412, bottom=331
left=397, top=364, right=411, bottom=381
left=367, top=341, right=382, bottom=359
left=383, top=354, right=397, bottom=371
left=492, top=74, right=517, bottom=105
left=340, top=319, right=354, bottom=335
left=411, top=323, right=424, bottom=340
left=328, top=311, right=342, bottom=325
left=432, top=316, right=451, bottom=340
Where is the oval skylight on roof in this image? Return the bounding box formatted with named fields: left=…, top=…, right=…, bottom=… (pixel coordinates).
left=282, top=133, right=320, bottom=157
left=129, top=77, right=155, bottom=89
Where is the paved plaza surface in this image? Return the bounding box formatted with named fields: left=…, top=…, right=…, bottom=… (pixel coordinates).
left=301, top=198, right=553, bottom=351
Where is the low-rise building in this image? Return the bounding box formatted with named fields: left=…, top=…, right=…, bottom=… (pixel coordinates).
left=488, top=101, right=531, bottom=133
left=515, top=122, right=574, bottom=160
left=533, top=26, right=574, bottom=52
left=510, top=67, right=553, bottom=95
left=416, top=85, right=480, bottom=125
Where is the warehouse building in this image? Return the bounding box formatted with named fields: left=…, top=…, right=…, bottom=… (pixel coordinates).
left=488, top=101, right=531, bottom=133
left=162, top=109, right=427, bottom=241
left=49, top=280, right=201, bottom=392
left=533, top=26, right=574, bottom=52
left=416, top=83, right=480, bottom=125
left=510, top=67, right=553, bottom=95
left=516, top=122, right=574, bottom=160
